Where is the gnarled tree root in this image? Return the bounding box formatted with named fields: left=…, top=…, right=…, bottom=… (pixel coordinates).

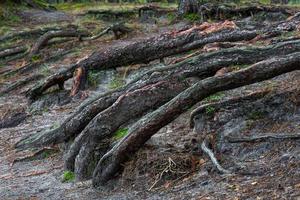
left=16, top=39, right=300, bottom=150
left=15, top=39, right=300, bottom=151
left=26, top=22, right=259, bottom=100
left=29, top=30, right=90, bottom=58
left=0, top=46, right=28, bottom=59
left=92, top=52, right=300, bottom=187
left=26, top=12, right=300, bottom=100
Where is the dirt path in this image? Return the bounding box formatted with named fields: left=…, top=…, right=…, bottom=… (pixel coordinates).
left=18, top=9, right=73, bottom=24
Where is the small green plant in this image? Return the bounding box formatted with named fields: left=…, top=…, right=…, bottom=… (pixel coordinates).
left=248, top=110, right=264, bottom=120
left=203, top=92, right=225, bottom=103
left=41, top=151, right=51, bottom=159
left=230, top=64, right=248, bottom=71
left=109, top=76, right=125, bottom=90
left=62, top=171, right=75, bottom=183
left=205, top=106, right=216, bottom=115
left=167, top=13, right=176, bottom=22
left=184, top=13, right=200, bottom=22
left=113, top=128, right=128, bottom=140
left=87, top=71, right=99, bottom=88
left=31, top=55, right=41, bottom=62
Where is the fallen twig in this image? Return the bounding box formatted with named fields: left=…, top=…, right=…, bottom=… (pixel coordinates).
left=201, top=138, right=231, bottom=174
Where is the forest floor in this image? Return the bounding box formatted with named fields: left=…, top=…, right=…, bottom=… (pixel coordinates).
left=0, top=3, right=299, bottom=200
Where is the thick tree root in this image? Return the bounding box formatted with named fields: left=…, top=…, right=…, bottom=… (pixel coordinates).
left=92, top=52, right=300, bottom=186
left=15, top=39, right=300, bottom=150
left=65, top=80, right=187, bottom=180
left=26, top=12, right=300, bottom=100
left=82, top=22, right=132, bottom=41
left=0, top=74, right=44, bottom=95
left=26, top=21, right=259, bottom=100
left=189, top=90, right=271, bottom=128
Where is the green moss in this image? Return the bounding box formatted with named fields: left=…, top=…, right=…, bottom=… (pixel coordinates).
left=41, top=151, right=51, bottom=159
left=167, top=13, right=176, bottom=22
left=203, top=92, right=225, bottom=103
left=113, top=128, right=128, bottom=140
left=31, top=55, right=41, bottom=62
left=184, top=13, right=200, bottom=22
left=109, top=76, right=125, bottom=90
left=62, top=171, right=75, bottom=182
left=87, top=71, right=99, bottom=88
left=205, top=106, right=216, bottom=116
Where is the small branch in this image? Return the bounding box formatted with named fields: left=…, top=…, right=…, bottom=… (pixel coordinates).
left=0, top=74, right=44, bottom=95
left=81, top=22, right=132, bottom=41
left=0, top=46, right=28, bottom=59
left=29, top=30, right=90, bottom=57
left=201, top=138, right=231, bottom=174
left=226, top=133, right=300, bottom=143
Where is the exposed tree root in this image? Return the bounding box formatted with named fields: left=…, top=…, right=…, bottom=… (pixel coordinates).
left=2, top=50, right=74, bottom=77
left=226, top=133, right=300, bottom=143
left=11, top=147, right=59, bottom=166
left=29, top=30, right=90, bottom=58
left=178, top=1, right=297, bottom=19
left=82, top=22, right=132, bottom=41
left=0, top=25, right=79, bottom=43
left=92, top=52, right=300, bottom=186
left=26, top=21, right=259, bottom=100
left=201, top=138, right=231, bottom=174
left=0, top=48, right=30, bottom=65
left=189, top=90, right=271, bottom=128
left=26, top=13, right=300, bottom=100
left=65, top=80, right=187, bottom=180
left=0, top=74, right=44, bottom=95
left=0, top=46, right=28, bottom=59
left=16, top=39, right=300, bottom=150
left=0, top=111, right=28, bottom=129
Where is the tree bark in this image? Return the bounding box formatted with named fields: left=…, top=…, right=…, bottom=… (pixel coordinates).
left=15, top=39, right=300, bottom=150
left=26, top=13, right=300, bottom=100
left=26, top=22, right=259, bottom=100
left=29, top=30, right=90, bottom=57
left=92, top=52, right=300, bottom=187
left=0, top=46, right=28, bottom=59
